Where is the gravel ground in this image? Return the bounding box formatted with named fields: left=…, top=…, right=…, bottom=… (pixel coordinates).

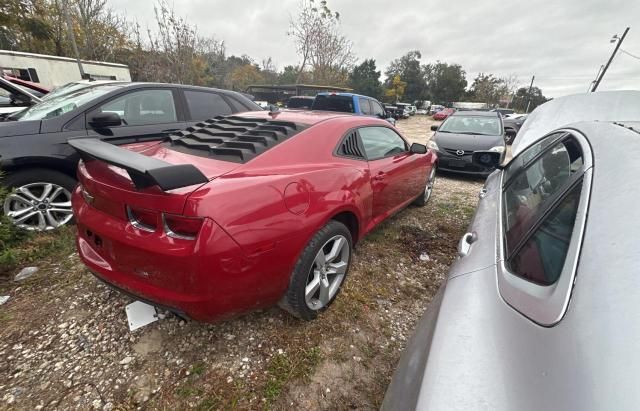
left=0, top=115, right=485, bottom=410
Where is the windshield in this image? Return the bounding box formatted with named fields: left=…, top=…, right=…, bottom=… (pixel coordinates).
left=438, top=115, right=501, bottom=136
left=42, top=82, right=95, bottom=101
left=311, top=95, right=354, bottom=113
left=13, top=84, right=124, bottom=121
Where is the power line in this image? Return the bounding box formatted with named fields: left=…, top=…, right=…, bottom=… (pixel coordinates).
left=620, top=48, right=640, bottom=61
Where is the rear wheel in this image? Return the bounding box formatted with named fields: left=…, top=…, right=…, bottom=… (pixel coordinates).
left=414, top=165, right=437, bottom=207
left=2, top=169, right=76, bottom=231
left=279, top=220, right=352, bottom=321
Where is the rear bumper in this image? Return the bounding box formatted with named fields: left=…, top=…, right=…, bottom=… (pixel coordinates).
left=72, top=186, right=279, bottom=322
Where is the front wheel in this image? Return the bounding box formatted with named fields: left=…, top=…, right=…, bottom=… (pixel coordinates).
left=414, top=165, right=437, bottom=207
left=279, top=220, right=352, bottom=321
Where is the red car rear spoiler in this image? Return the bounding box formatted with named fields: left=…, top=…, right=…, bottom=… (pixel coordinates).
left=68, top=138, right=208, bottom=191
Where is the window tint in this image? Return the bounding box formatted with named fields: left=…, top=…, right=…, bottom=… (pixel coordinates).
left=99, top=89, right=176, bottom=126
left=504, top=138, right=583, bottom=256
left=311, top=95, right=355, bottom=113
left=359, top=127, right=407, bottom=160
left=185, top=91, right=232, bottom=120
left=359, top=98, right=372, bottom=115
left=510, top=182, right=582, bottom=285
left=371, top=100, right=384, bottom=117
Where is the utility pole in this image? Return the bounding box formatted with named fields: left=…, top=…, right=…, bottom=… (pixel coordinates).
left=525, top=75, right=535, bottom=113
left=591, top=27, right=630, bottom=92
left=63, top=0, right=87, bottom=79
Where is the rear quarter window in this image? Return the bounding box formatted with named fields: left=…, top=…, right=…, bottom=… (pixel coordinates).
left=312, top=95, right=355, bottom=113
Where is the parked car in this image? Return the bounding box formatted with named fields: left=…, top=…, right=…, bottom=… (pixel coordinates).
left=491, top=107, right=515, bottom=117
left=70, top=111, right=437, bottom=322
left=428, top=104, right=445, bottom=115
left=0, top=81, right=261, bottom=231
left=415, top=109, right=428, bottom=115
left=384, top=104, right=401, bottom=120
left=383, top=102, right=640, bottom=409
left=503, top=113, right=527, bottom=144
left=428, top=110, right=505, bottom=176
left=311, top=92, right=396, bottom=125
left=408, top=105, right=417, bottom=115
left=286, top=95, right=315, bottom=109
left=432, top=107, right=455, bottom=120
left=0, top=76, right=43, bottom=117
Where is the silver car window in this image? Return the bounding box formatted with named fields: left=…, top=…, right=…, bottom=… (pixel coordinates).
left=503, top=138, right=583, bottom=258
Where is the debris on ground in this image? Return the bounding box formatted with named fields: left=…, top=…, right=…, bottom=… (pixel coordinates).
left=0, top=296, right=9, bottom=305
left=14, top=266, right=38, bottom=281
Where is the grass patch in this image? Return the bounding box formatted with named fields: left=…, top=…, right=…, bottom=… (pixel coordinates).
left=263, top=346, right=322, bottom=406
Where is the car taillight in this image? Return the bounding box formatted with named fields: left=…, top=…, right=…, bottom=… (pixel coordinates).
left=162, top=214, right=204, bottom=240
left=126, top=206, right=159, bottom=232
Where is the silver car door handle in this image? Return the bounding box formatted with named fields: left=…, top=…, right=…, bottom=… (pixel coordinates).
left=457, top=232, right=477, bottom=257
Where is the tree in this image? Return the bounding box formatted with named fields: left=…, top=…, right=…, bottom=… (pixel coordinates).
left=468, top=73, right=504, bottom=106
left=384, top=50, right=426, bottom=102
left=278, top=65, right=300, bottom=84
left=423, top=61, right=467, bottom=104
left=511, top=86, right=548, bottom=112
left=288, top=0, right=355, bottom=85
left=0, top=0, right=52, bottom=51
left=385, top=75, right=406, bottom=103
left=230, top=64, right=264, bottom=91
left=349, top=59, right=382, bottom=99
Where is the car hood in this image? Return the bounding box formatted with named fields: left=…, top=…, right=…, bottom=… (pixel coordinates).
left=434, top=132, right=503, bottom=151
left=0, top=119, right=40, bottom=137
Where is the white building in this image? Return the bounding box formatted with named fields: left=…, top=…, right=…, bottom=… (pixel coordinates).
left=0, top=50, right=131, bottom=87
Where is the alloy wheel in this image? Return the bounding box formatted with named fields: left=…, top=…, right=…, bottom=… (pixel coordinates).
left=3, top=182, right=73, bottom=231
left=424, top=167, right=437, bottom=203
left=305, top=234, right=350, bottom=310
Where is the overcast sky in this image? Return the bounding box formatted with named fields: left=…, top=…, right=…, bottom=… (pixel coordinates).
left=107, top=0, right=639, bottom=97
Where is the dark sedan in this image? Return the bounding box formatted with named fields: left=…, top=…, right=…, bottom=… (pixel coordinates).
left=0, top=81, right=260, bottom=231
left=428, top=111, right=505, bottom=176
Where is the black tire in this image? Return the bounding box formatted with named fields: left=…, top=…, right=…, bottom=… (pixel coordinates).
left=279, top=220, right=353, bottom=321
left=3, top=168, right=78, bottom=228
left=413, top=165, right=437, bottom=207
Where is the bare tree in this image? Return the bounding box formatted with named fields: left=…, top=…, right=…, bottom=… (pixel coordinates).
left=288, top=0, right=354, bottom=85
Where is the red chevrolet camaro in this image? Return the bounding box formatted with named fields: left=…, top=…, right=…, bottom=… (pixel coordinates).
left=70, top=110, right=437, bottom=322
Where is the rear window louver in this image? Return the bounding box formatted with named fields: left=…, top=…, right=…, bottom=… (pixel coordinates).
left=165, top=116, right=306, bottom=163
left=338, top=132, right=365, bottom=159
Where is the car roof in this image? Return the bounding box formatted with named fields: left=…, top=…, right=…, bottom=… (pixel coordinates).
left=450, top=110, right=497, bottom=117
left=512, top=90, right=640, bottom=156
left=230, top=109, right=352, bottom=125
left=315, top=92, right=378, bottom=100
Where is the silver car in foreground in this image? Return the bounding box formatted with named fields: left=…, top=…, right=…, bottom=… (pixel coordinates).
left=382, top=93, right=640, bottom=410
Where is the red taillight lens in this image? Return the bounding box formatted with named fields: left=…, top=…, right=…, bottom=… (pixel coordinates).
left=162, top=214, right=204, bottom=240
left=127, top=206, right=159, bottom=232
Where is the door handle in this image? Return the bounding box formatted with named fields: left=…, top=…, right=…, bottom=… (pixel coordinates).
left=457, top=232, right=477, bottom=257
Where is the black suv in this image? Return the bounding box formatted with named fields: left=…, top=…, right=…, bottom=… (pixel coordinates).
left=0, top=81, right=260, bottom=231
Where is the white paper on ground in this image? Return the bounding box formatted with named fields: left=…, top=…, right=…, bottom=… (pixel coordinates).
left=125, top=301, right=158, bottom=331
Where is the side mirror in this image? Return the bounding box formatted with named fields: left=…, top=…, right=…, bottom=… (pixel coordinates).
left=472, top=151, right=503, bottom=169
left=430, top=125, right=439, bottom=131
left=410, top=143, right=427, bottom=154
left=89, top=112, right=122, bottom=128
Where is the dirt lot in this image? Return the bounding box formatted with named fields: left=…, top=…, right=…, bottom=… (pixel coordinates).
left=0, top=115, right=485, bottom=410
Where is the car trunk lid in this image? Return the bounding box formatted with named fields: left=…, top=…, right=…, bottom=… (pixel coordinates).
left=72, top=139, right=238, bottom=218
